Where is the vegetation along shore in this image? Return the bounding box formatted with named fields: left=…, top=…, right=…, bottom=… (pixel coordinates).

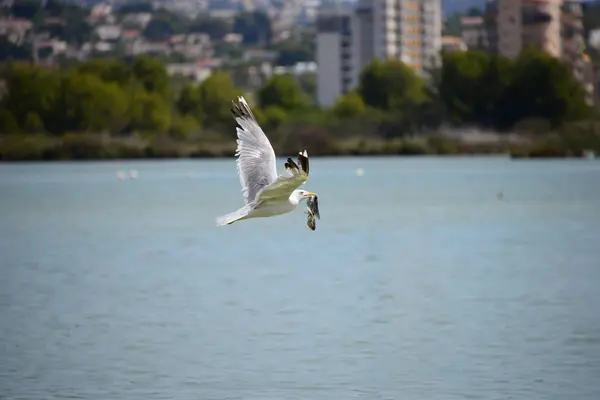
left=1, top=50, right=600, bottom=161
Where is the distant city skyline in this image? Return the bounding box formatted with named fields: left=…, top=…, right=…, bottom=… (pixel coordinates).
left=47, top=0, right=495, bottom=17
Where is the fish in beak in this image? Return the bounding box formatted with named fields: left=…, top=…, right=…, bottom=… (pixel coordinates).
left=305, top=195, right=320, bottom=231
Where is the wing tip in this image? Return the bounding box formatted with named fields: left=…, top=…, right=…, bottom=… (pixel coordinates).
left=297, top=149, right=309, bottom=175
left=285, top=157, right=299, bottom=172
left=231, top=96, right=255, bottom=122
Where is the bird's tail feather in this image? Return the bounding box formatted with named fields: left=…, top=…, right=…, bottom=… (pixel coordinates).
left=215, top=205, right=252, bottom=227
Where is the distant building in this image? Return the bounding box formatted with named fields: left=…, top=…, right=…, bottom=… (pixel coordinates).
left=90, top=3, right=112, bottom=19
left=121, top=13, right=153, bottom=29
left=169, top=33, right=214, bottom=59
left=0, top=18, right=33, bottom=44
left=166, top=62, right=216, bottom=83
left=484, top=0, right=591, bottom=104
left=485, top=0, right=583, bottom=60
left=95, top=25, right=122, bottom=42
left=316, top=0, right=442, bottom=107
left=316, top=7, right=352, bottom=107
left=496, top=0, right=562, bottom=58
left=441, top=36, right=468, bottom=52
left=460, top=16, right=488, bottom=51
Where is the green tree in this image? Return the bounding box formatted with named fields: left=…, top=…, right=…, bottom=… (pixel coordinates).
left=0, top=110, right=20, bottom=134
left=76, top=59, right=134, bottom=86
left=477, top=54, right=514, bottom=126
left=197, top=72, right=242, bottom=129
left=297, top=73, right=316, bottom=101
left=499, top=50, right=589, bottom=128
left=189, top=14, right=231, bottom=40
left=131, top=56, right=171, bottom=99
left=332, top=91, right=366, bottom=119
left=10, top=0, right=40, bottom=19
left=117, top=2, right=153, bottom=14
left=143, top=18, right=175, bottom=41
left=358, top=58, right=429, bottom=112
left=0, top=38, right=32, bottom=61
left=129, top=90, right=172, bottom=133
left=233, top=11, right=272, bottom=45
left=3, top=63, right=62, bottom=133
left=23, top=112, right=45, bottom=133
left=176, top=83, right=204, bottom=123
left=142, top=9, right=189, bottom=40
left=438, top=51, right=508, bottom=125
left=57, top=19, right=92, bottom=46
left=258, top=75, right=307, bottom=111
left=170, top=113, right=200, bottom=138
left=40, top=1, right=93, bottom=46
left=466, top=7, right=483, bottom=17
left=263, top=106, right=288, bottom=130
left=60, top=71, right=129, bottom=132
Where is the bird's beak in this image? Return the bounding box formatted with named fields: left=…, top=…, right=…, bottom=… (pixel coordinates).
left=303, top=192, right=318, bottom=198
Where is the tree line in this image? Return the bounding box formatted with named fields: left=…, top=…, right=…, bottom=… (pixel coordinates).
left=0, top=49, right=597, bottom=160
left=325, top=48, right=591, bottom=142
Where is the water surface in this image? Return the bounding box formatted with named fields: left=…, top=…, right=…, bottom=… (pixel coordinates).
left=1, top=157, right=599, bottom=400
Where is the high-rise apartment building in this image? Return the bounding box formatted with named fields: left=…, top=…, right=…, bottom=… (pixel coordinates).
left=316, top=6, right=353, bottom=108
left=494, top=0, right=563, bottom=58
left=484, top=0, right=584, bottom=60
left=316, top=0, right=442, bottom=107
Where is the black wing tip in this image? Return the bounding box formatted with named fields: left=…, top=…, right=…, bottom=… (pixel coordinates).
left=297, top=149, right=309, bottom=174
left=230, top=96, right=256, bottom=122
left=286, top=157, right=299, bottom=171
left=283, top=150, right=309, bottom=173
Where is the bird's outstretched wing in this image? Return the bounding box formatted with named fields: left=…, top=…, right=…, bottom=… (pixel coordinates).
left=257, top=150, right=310, bottom=203
left=231, top=96, right=278, bottom=204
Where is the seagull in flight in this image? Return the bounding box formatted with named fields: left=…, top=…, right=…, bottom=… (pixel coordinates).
left=216, top=96, right=318, bottom=226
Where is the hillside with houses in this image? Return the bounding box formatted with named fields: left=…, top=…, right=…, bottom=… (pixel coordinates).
left=0, top=0, right=318, bottom=92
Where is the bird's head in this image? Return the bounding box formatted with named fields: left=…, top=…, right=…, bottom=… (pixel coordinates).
left=291, top=189, right=318, bottom=204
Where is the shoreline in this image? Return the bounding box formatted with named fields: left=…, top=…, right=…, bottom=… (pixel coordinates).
left=0, top=150, right=595, bottom=162
left=0, top=133, right=597, bottom=162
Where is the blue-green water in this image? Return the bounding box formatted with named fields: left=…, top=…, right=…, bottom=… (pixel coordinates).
left=1, top=157, right=599, bottom=400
